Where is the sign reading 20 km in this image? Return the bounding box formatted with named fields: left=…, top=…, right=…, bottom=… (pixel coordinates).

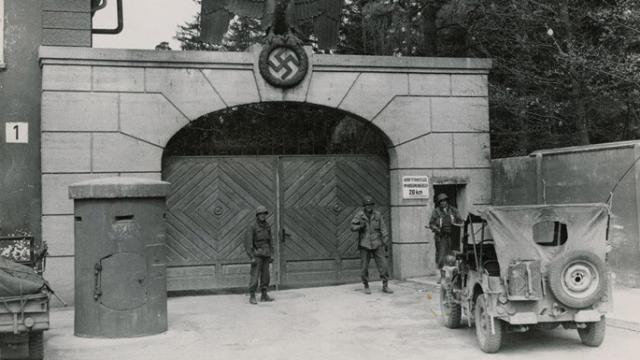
left=402, top=176, right=429, bottom=199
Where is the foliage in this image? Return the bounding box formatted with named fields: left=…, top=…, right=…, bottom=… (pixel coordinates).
left=176, top=0, right=263, bottom=51
left=467, top=0, right=640, bottom=157
left=164, top=103, right=389, bottom=157
left=334, top=0, right=470, bottom=56
left=155, top=41, right=172, bottom=50
left=175, top=0, right=640, bottom=158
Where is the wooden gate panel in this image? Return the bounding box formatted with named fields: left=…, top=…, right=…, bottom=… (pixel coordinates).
left=281, top=158, right=339, bottom=286
left=336, top=158, right=390, bottom=256
left=335, top=157, right=390, bottom=282
left=163, top=155, right=388, bottom=291
left=163, top=157, right=277, bottom=290
left=280, top=156, right=389, bottom=286
left=164, top=161, right=220, bottom=263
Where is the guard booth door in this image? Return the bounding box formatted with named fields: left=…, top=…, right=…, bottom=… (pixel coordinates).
left=162, top=155, right=390, bottom=291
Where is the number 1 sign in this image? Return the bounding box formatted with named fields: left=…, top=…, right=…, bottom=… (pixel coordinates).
left=5, top=122, right=28, bottom=143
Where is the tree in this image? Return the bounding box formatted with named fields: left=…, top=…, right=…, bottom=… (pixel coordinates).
left=341, top=0, right=469, bottom=56
left=155, top=41, right=172, bottom=50
left=175, top=0, right=640, bottom=158
left=466, top=0, right=640, bottom=157
left=175, top=0, right=263, bottom=51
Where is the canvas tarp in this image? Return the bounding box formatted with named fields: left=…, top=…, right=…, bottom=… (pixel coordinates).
left=0, top=256, right=45, bottom=297
left=481, top=204, right=609, bottom=279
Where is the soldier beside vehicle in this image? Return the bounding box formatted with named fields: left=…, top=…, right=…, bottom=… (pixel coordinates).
left=428, top=193, right=464, bottom=283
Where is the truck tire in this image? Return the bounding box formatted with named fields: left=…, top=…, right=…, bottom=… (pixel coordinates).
left=548, top=250, right=607, bottom=309
left=28, top=331, right=44, bottom=360
left=440, top=284, right=462, bottom=328
left=474, top=295, right=503, bottom=353
left=578, top=316, right=606, bottom=347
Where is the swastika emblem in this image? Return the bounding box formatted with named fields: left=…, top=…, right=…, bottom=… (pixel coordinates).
left=259, top=37, right=309, bottom=89
left=268, top=48, right=300, bottom=81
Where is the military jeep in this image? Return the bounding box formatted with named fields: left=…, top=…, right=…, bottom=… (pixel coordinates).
left=439, top=204, right=612, bottom=353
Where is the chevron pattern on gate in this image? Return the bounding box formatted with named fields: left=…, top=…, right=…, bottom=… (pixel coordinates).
left=281, top=156, right=389, bottom=286
left=163, top=157, right=277, bottom=267
left=163, top=155, right=388, bottom=290
left=282, top=158, right=337, bottom=261
left=336, top=158, right=390, bottom=258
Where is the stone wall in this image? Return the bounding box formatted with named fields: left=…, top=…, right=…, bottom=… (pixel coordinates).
left=42, top=0, right=92, bottom=47
left=40, top=46, right=491, bottom=303
left=0, top=0, right=43, bottom=240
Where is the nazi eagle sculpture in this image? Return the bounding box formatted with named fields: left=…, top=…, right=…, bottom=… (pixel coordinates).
left=200, top=0, right=344, bottom=49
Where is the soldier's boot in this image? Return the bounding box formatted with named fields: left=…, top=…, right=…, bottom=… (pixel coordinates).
left=437, top=269, right=445, bottom=285
left=363, top=283, right=372, bottom=295
left=249, top=292, right=258, bottom=305
left=382, top=281, right=394, bottom=294
left=260, top=289, right=274, bottom=302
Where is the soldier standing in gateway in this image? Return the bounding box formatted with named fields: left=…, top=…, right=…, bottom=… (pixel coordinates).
left=428, top=193, right=463, bottom=282
left=244, top=205, right=275, bottom=305
left=351, top=196, right=393, bottom=294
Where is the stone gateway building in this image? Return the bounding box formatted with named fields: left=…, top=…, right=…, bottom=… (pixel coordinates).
left=2, top=0, right=491, bottom=304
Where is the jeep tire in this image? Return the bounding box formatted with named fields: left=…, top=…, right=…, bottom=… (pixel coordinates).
left=28, top=331, right=44, bottom=360
left=440, top=282, right=462, bottom=329
left=578, top=316, right=606, bottom=347
left=548, top=250, right=607, bottom=309
left=474, top=295, right=503, bottom=353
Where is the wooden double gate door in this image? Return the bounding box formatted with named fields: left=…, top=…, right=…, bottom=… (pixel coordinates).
left=162, top=155, right=390, bottom=291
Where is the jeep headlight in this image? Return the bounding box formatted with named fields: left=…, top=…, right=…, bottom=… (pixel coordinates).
left=498, top=293, right=508, bottom=304
left=445, top=255, right=456, bottom=266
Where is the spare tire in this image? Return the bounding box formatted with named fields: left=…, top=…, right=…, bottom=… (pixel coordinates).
left=548, top=250, right=607, bottom=309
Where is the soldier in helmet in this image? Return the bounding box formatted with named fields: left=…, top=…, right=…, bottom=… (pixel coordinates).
left=351, top=196, right=393, bottom=294
left=244, top=205, right=274, bottom=304
left=428, top=193, right=463, bottom=283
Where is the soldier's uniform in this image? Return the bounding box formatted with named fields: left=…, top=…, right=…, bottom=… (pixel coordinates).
left=244, top=205, right=274, bottom=304
left=351, top=196, right=393, bottom=294
left=428, top=194, right=463, bottom=269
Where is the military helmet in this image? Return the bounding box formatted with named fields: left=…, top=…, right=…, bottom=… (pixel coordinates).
left=362, top=196, right=375, bottom=206
left=255, top=205, right=268, bottom=215
left=437, top=193, right=449, bottom=202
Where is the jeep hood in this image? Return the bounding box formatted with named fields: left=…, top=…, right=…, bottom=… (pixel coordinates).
left=481, top=203, right=609, bottom=278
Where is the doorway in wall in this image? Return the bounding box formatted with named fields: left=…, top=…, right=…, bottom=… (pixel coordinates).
left=432, top=184, right=467, bottom=252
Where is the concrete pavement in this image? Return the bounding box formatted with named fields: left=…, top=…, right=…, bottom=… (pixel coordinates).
left=44, top=280, right=640, bottom=360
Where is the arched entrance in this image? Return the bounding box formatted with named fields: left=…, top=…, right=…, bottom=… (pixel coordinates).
left=39, top=47, right=491, bottom=303
left=162, top=102, right=392, bottom=291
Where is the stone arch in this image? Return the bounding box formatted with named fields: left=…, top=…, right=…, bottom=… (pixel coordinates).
left=39, top=47, right=492, bottom=303
left=160, top=100, right=398, bottom=290
left=162, top=100, right=395, bottom=161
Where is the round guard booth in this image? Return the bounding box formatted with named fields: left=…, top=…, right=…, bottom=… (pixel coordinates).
left=69, top=177, right=170, bottom=338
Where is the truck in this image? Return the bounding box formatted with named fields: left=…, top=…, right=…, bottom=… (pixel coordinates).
left=0, top=236, right=50, bottom=360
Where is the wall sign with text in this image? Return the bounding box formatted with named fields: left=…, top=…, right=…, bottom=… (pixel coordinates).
left=402, top=176, right=429, bottom=199
left=5, top=123, right=29, bottom=143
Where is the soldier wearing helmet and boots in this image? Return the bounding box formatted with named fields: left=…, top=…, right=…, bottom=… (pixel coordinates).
left=351, top=196, right=393, bottom=294
left=428, top=193, right=463, bottom=283
left=244, top=205, right=274, bottom=304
